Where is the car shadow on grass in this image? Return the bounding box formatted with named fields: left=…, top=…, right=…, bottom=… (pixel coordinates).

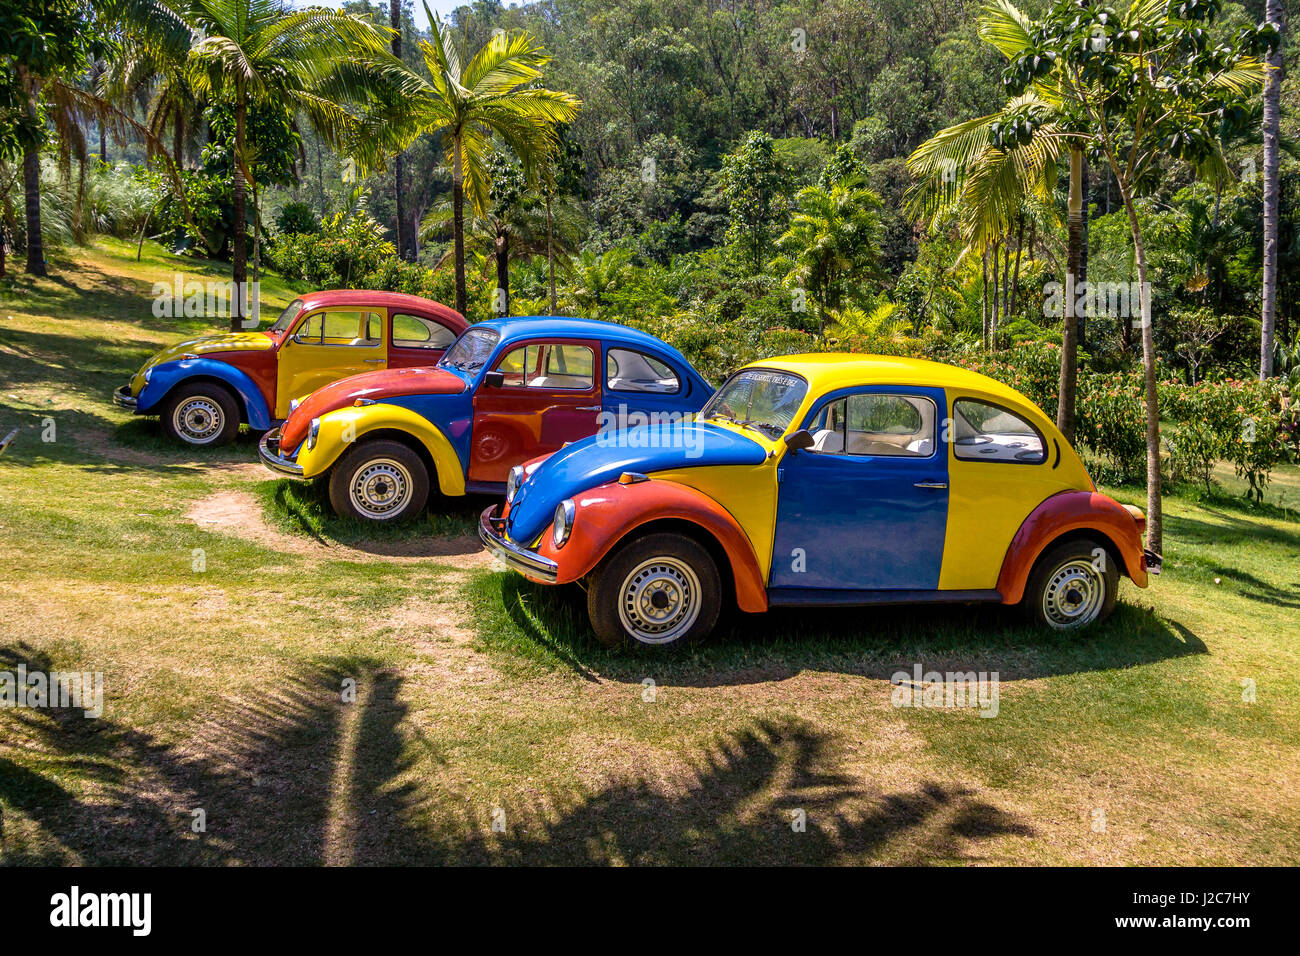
left=484, top=573, right=1207, bottom=688
left=0, top=642, right=1034, bottom=865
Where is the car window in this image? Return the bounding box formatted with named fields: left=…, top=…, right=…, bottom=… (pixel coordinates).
left=496, top=343, right=594, bottom=389
left=270, top=299, right=303, bottom=333
left=392, top=312, right=457, bottom=349
left=952, top=398, right=1045, bottom=463
left=438, top=327, right=499, bottom=372
left=294, top=311, right=380, bottom=346
left=808, top=393, right=936, bottom=456
left=606, top=348, right=680, bottom=393
left=702, top=368, right=807, bottom=438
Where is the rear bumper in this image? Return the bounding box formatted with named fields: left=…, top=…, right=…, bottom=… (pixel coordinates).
left=478, top=505, right=558, bottom=583
left=1143, top=548, right=1162, bottom=575
left=112, top=385, right=138, bottom=410
left=258, top=426, right=305, bottom=478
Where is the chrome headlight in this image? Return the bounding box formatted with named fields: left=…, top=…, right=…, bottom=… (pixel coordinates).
left=506, top=465, right=524, bottom=504
left=307, top=417, right=321, bottom=451
left=552, top=498, right=575, bottom=549
left=289, top=398, right=300, bottom=415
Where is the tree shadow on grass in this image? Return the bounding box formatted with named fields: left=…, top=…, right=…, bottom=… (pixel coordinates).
left=0, top=642, right=1034, bottom=866
left=491, top=574, right=1208, bottom=688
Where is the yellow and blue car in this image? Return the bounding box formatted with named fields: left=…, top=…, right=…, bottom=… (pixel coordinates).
left=480, top=353, right=1158, bottom=648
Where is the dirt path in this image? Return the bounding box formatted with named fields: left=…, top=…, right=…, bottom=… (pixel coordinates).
left=186, top=490, right=495, bottom=566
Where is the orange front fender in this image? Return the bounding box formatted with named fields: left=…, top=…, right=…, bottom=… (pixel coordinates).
left=534, top=478, right=769, bottom=613
left=996, top=490, right=1149, bottom=604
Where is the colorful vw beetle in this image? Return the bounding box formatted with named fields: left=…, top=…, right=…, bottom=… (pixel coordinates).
left=258, top=317, right=714, bottom=522
left=113, top=291, right=467, bottom=446
left=479, top=353, right=1159, bottom=648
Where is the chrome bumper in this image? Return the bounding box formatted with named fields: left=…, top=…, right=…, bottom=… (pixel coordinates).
left=258, top=426, right=305, bottom=477
left=112, top=385, right=138, bottom=409
left=478, top=505, right=558, bottom=583
left=0, top=428, right=17, bottom=456
left=1143, top=548, right=1162, bottom=575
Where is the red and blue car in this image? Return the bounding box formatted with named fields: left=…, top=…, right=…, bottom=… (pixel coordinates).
left=258, top=317, right=713, bottom=522
left=480, top=354, right=1158, bottom=648
left=113, top=290, right=466, bottom=445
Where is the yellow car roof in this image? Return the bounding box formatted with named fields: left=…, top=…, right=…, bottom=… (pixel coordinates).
left=748, top=353, right=1037, bottom=409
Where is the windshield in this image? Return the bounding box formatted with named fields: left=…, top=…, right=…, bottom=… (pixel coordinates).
left=701, top=368, right=808, bottom=438
left=438, top=327, right=501, bottom=373
left=269, top=299, right=303, bottom=333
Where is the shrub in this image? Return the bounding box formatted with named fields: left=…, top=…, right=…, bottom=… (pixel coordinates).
left=276, top=201, right=318, bottom=237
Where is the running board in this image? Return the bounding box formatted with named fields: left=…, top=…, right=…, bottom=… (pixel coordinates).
left=766, top=588, right=1004, bottom=608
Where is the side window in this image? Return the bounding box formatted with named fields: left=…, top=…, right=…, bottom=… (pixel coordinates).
left=495, top=343, right=594, bottom=389
left=808, top=393, right=935, bottom=457
left=295, top=311, right=379, bottom=346
left=952, top=399, right=1045, bottom=463
left=606, top=348, right=680, bottom=393
left=392, top=313, right=457, bottom=349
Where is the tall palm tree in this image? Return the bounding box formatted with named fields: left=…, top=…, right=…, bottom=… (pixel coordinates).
left=388, top=5, right=579, bottom=315
left=176, top=0, right=398, bottom=328
left=1260, top=0, right=1286, bottom=379
left=907, top=0, right=1088, bottom=436
left=775, top=177, right=883, bottom=333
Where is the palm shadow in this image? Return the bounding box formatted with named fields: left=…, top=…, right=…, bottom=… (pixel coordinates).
left=0, top=643, right=1034, bottom=866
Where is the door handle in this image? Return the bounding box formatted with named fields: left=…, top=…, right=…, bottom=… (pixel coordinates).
left=363, top=358, right=384, bottom=364
left=575, top=406, right=601, bottom=411
left=913, top=480, right=948, bottom=489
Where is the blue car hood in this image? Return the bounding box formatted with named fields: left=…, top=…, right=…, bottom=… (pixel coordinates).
left=507, top=421, right=767, bottom=543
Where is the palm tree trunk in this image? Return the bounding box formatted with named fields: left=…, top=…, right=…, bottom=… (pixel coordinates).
left=18, top=67, right=46, bottom=277
left=452, top=136, right=467, bottom=316
left=1057, top=147, right=1084, bottom=442
left=981, top=250, right=990, bottom=348
left=547, top=195, right=557, bottom=314
left=390, top=0, right=410, bottom=262
left=1119, top=180, right=1162, bottom=557
left=231, top=94, right=247, bottom=331
left=496, top=230, right=510, bottom=317
left=1260, top=0, right=1285, bottom=379
left=100, top=124, right=107, bottom=165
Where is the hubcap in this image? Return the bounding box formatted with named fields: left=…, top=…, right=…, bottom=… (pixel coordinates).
left=350, top=458, right=412, bottom=519
left=617, top=557, right=701, bottom=645
left=1041, top=559, right=1106, bottom=629
left=173, top=397, right=223, bottom=444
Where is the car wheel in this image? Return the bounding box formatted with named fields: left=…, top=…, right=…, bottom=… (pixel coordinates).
left=1022, top=538, right=1118, bottom=630
left=587, top=532, right=721, bottom=650
left=328, top=440, right=429, bottom=522
left=161, top=383, right=241, bottom=446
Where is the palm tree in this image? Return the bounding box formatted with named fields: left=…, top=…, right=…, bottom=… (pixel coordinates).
left=176, top=0, right=398, bottom=328
left=388, top=5, right=579, bottom=315
left=775, top=176, right=883, bottom=333
left=565, top=247, right=633, bottom=320
left=1260, top=0, right=1286, bottom=379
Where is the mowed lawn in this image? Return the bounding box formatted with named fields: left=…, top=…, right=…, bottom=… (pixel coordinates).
left=1, top=238, right=1297, bottom=865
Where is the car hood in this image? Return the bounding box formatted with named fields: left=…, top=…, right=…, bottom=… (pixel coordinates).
left=131, top=332, right=275, bottom=392
left=507, top=421, right=768, bottom=544
left=280, top=365, right=466, bottom=451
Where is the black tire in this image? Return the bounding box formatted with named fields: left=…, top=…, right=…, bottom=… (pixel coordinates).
left=160, top=382, right=241, bottom=447
left=1021, top=538, right=1119, bottom=630
left=587, top=531, right=722, bottom=650
left=328, top=439, right=430, bottom=523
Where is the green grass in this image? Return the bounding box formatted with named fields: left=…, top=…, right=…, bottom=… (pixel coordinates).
left=0, top=238, right=1297, bottom=865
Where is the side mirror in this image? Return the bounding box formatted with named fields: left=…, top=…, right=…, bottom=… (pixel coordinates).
left=483, top=369, right=505, bottom=388
left=784, top=428, right=815, bottom=452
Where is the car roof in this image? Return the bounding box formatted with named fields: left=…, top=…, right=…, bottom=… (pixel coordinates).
left=479, top=316, right=691, bottom=363
left=295, top=290, right=466, bottom=326
left=750, top=353, right=1041, bottom=410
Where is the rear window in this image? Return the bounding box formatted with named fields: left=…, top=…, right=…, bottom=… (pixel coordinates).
left=952, top=399, right=1045, bottom=463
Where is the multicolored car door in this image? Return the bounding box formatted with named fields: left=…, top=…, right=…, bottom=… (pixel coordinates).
left=769, top=384, right=949, bottom=591
left=601, top=345, right=693, bottom=429
left=274, top=309, right=387, bottom=418
left=468, top=338, right=602, bottom=486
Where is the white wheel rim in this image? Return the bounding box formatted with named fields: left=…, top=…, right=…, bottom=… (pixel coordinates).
left=350, top=458, right=413, bottom=519
left=617, top=556, right=701, bottom=645
left=173, top=396, right=223, bottom=444
left=1041, top=559, right=1106, bottom=629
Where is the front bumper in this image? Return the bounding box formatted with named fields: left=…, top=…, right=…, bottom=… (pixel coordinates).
left=478, top=505, right=558, bottom=583
left=112, top=385, right=138, bottom=410
left=258, top=426, right=305, bottom=477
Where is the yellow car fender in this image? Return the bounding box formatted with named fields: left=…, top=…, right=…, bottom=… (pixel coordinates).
left=295, top=404, right=465, bottom=497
